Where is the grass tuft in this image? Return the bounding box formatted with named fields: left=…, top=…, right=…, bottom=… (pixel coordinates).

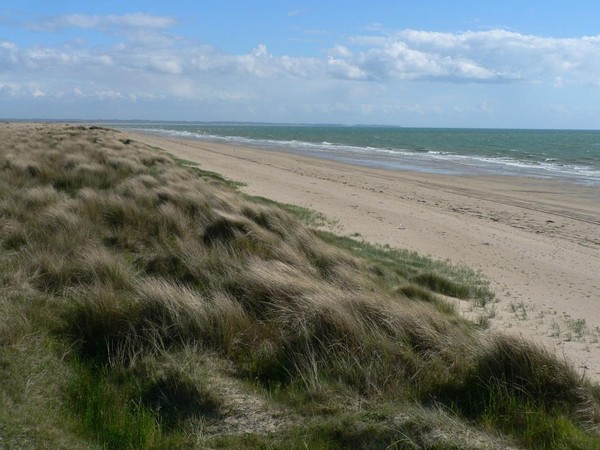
left=433, top=334, right=600, bottom=448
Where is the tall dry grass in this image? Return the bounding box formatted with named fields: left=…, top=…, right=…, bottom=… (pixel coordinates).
left=0, top=123, right=598, bottom=449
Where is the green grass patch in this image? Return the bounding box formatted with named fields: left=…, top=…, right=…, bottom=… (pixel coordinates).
left=315, top=230, right=495, bottom=306
left=171, top=156, right=246, bottom=188
left=248, top=194, right=335, bottom=229
left=66, top=363, right=165, bottom=449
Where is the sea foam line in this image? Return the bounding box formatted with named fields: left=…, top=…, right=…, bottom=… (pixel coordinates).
left=134, top=127, right=600, bottom=184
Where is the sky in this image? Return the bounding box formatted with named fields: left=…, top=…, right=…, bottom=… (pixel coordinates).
left=2, top=1, right=600, bottom=128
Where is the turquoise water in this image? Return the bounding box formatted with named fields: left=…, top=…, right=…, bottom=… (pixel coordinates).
left=118, top=123, right=600, bottom=185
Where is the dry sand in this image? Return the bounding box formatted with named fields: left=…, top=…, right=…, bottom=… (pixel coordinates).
left=126, top=130, right=600, bottom=380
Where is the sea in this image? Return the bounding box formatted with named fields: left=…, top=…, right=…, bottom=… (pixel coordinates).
left=115, top=123, right=600, bottom=186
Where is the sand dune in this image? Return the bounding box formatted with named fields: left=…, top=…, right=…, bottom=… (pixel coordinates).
left=126, top=130, right=600, bottom=380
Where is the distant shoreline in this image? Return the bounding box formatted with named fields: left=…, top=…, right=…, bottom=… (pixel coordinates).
left=118, top=124, right=600, bottom=186
left=3, top=118, right=600, bottom=131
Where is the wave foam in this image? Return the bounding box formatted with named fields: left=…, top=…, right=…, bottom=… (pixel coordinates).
left=132, top=127, right=600, bottom=185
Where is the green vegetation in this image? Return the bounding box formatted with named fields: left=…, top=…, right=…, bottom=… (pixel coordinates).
left=0, top=123, right=598, bottom=449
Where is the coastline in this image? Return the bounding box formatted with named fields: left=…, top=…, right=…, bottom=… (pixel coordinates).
left=118, top=125, right=600, bottom=185
left=125, top=129, right=600, bottom=380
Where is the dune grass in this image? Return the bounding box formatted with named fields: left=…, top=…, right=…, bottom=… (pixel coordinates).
left=0, top=123, right=598, bottom=449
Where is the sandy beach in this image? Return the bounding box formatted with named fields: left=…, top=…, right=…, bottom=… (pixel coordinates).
left=125, top=130, right=600, bottom=380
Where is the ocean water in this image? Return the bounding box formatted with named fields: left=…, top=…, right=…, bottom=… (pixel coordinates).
left=117, top=123, right=600, bottom=185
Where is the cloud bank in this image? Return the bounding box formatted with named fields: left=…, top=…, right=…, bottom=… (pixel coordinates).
left=2, top=13, right=600, bottom=126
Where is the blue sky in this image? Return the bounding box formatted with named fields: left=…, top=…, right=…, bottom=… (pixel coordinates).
left=2, top=1, right=600, bottom=128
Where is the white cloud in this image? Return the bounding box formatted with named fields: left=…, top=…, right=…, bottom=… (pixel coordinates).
left=328, top=45, right=352, bottom=58
left=288, top=9, right=310, bottom=18
left=327, top=56, right=368, bottom=80
left=237, top=44, right=273, bottom=76
left=29, top=13, right=176, bottom=32
left=344, top=29, right=600, bottom=83
left=0, top=82, right=19, bottom=95
left=97, top=55, right=113, bottom=66
left=146, top=57, right=183, bottom=74
left=0, top=80, right=56, bottom=99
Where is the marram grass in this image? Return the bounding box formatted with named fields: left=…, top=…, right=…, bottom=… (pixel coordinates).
left=0, top=123, right=598, bottom=449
